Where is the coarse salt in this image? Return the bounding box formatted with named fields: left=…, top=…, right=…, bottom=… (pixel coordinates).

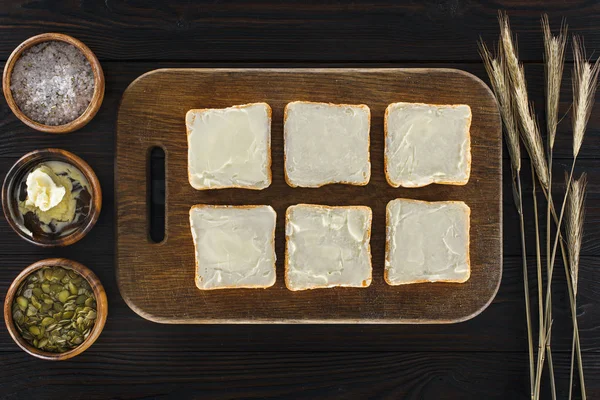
left=10, top=41, right=95, bottom=126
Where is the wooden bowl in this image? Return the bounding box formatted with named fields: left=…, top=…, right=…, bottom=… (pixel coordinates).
left=1, top=149, right=102, bottom=247
left=3, top=258, right=108, bottom=360
left=2, top=33, right=105, bottom=134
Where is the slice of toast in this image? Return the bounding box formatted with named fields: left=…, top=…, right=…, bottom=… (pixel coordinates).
left=385, top=198, right=470, bottom=285
left=186, top=103, right=272, bottom=190
left=190, top=205, right=276, bottom=290
left=384, top=102, right=471, bottom=188
left=285, top=204, right=372, bottom=291
left=284, top=101, right=371, bottom=188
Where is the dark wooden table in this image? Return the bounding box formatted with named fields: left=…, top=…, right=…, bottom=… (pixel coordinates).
left=1, top=2, right=598, bottom=399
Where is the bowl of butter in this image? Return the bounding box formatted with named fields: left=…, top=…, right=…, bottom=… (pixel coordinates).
left=2, top=149, right=102, bottom=247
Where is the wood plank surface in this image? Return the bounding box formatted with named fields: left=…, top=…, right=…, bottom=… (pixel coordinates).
left=116, top=68, right=502, bottom=323
left=1, top=1, right=600, bottom=398
left=0, top=1, right=599, bottom=62
left=1, top=351, right=599, bottom=400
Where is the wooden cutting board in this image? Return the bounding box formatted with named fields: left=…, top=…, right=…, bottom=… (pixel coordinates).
left=116, top=68, right=502, bottom=324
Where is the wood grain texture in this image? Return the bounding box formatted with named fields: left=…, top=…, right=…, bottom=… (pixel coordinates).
left=1, top=1, right=599, bottom=397
left=1, top=351, right=598, bottom=400
left=116, top=68, right=502, bottom=323
left=1, top=1, right=600, bottom=62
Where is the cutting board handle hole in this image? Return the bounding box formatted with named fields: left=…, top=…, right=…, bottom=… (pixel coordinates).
left=148, top=146, right=165, bottom=243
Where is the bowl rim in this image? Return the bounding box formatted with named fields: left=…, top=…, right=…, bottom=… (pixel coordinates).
left=1, top=148, right=102, bottom=247
left=2, top=32, right=105, bottom=134
left=3, top=258, right=108, bottom=361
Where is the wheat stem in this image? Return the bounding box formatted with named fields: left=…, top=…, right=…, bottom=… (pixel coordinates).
left=546, top=338, right=557, bottom=400
left=540, top=184, right=585, bottom=399
left=532, top=163, right=545, bottom=400
left=545, top=160, right=556, bottom=400
left=516, top=172, right=534, bottom=397
left=569, top=298, right=576, bottom=400
left=564, top=247, right=586, bottom=400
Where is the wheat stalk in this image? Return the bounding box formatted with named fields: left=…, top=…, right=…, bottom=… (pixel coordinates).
left=479, top=39, right=534, bottom=396
left=541, top=15, right=567, bottom=400
left=566, top=173, right=588, bottom=400
left=499, top=11, right=553, bottom=398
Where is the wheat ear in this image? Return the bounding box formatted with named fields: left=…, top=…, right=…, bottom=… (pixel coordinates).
left=566, top=173, right=588, bottom=400
left=499, top=11, right=549, bottom=189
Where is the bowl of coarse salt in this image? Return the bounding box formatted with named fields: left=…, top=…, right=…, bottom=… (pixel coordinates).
left=2, top=33, right=104, bottom=134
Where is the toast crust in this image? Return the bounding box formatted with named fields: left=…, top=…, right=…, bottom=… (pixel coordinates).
left=283, top=101, right=371, bottom=188
left=186, top=103, right=272, bottom=191
left=384, top=198, right=471, bottom=285
left=384, top=102, right=472, bottom=188
left=285, top=203, right=373, bottom=291
left=190, top=204, right=277, bottom=290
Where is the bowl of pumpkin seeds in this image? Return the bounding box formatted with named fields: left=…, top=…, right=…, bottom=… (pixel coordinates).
left=3, top=258, right=107, bottom=360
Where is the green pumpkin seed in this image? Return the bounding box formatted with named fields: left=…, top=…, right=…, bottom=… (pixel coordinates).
left=53, top=268, right=66, bottom=281
left=16, top=296, right=28, bottom=309
left=68, top=282, right=78, bottom=295
left=50, top=283, right=63, bottom=293
left=43, top=269, right=53, bottom=281
left=30, top=296, right=41, bottom=309
left=62, top=311, right=74, bottom=319
left=57, top=290, right=69, bottom=303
